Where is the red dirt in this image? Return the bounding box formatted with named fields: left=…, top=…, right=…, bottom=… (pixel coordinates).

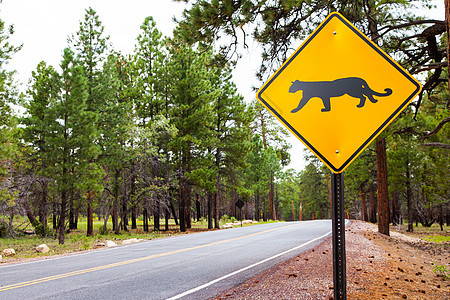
left=213, top=221, right=449, bottom=300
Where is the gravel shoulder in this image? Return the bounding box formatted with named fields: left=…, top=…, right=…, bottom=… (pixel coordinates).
left=212, top=220, right=449, bottom=300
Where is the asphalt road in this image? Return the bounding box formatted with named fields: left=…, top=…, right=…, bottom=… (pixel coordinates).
left=0, top=220, right=333, bottom=300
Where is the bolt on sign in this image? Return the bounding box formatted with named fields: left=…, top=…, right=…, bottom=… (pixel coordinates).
left=257, top=12, right=421, bottom=173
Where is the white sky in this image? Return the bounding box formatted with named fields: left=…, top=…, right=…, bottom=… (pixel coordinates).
left=1, top=0, right=445, bottom=172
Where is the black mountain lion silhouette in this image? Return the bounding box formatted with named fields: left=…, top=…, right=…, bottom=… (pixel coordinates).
left=289, top=77, right=392, bottom=112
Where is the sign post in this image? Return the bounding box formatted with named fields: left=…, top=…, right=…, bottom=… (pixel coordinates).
left=331, top=173, right=346, bottom=298
left=256, top=12, right=421, bottom=300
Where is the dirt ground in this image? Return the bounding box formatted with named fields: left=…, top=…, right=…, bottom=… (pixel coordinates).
left=213, top=221, right=449, bottom=299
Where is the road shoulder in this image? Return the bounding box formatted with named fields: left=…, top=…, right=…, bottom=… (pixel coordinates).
left=213, top=220, right=449, bottom=300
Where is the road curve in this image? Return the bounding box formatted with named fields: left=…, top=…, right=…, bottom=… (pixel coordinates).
left=0, top=220, right=333, bottom=300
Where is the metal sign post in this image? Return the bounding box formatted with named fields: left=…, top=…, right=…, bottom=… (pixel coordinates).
left=331, top=173, right=346, bottom=299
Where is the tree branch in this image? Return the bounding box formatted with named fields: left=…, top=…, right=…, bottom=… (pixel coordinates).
left=423, top=142, right=450, bottom=149
left=378, top=20, right=445, bottom=38
left=413, top=61, right=448, bottom=74
left=422, top=117, right=450, bottom=139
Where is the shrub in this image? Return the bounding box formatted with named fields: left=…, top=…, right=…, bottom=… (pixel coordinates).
left=0, top=221, right=7, bottom=238
left=433, top=262, right=449, bottom=279
left=221, top=214, right=230, bottom=223
left=32, top=222, right=53, bottom=237
left=97, top=225, right=108, bottom=235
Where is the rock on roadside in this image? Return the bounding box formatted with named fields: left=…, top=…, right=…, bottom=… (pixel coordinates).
left=105, top=240, right=117, bottom=247
left=121, top=238, right=144, bottom=245
left=2, top=248, right=16, bottom=257
left=94, top=242, right=106, bottom=248
left=36, top=244, right=50, bottom=253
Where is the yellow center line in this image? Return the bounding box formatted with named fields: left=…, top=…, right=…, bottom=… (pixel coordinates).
left=0, top=223, right=301, bottom=292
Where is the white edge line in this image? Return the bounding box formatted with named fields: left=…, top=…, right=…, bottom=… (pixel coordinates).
left=166, top=229, right=333, bottom=300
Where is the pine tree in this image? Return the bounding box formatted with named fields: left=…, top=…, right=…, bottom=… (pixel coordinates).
left=133, top=17, right=167, bottom=231
left=69, top=7, right=109, bottom=111
left=0, top=14, right=20, bottom=122
left=134, top=16, right=164, bottom=124
left=0, top=13, right=21, bottom=167
left=51, top=48, right=102, bottom=244
left=68, top=7, right=109, bottom=234
left=207, top=63, right=252, bottom=228
left=99, top=52, right=135, bottom=234
left=244, top=135, right=280, bottom=221
left=168, top=43, right=214, bottom=232
left=345, top=148, right=376, bottom=222
left=299, top=156, right=330, bottom=220
left=22, top=62, right=60, bottom=231
left=250, top=100, right=291, bottom=220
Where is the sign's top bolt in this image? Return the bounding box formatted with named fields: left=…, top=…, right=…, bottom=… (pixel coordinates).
left=333, top=31, right=337, bottom=35
left=336, top=150, right=339, bottom=154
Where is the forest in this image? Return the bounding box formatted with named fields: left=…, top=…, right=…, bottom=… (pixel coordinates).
left=0, top=1, right=448, bottom=245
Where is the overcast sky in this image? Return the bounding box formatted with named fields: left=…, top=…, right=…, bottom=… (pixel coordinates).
left=1, top=0, right=445, bottom=172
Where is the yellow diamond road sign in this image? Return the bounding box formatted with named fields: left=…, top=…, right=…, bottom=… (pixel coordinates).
left=257, top=12, right=421, bottom=173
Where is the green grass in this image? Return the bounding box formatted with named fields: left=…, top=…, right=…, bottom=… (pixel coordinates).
left=392, top=222, right=449, bottom=243
left=423, top=235, right=450, bottom=243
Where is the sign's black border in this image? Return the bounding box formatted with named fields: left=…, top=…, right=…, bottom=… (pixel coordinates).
left=256, top=13, right=421, bottom=173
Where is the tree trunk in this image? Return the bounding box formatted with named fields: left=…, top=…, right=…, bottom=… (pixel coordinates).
left=208, top=193, right=213, bottom=229
left=53, top=199, right=57, bottom=229
left=179, top=179, right=186, bottom=232
left=111, top=207, right=115, bottom=231
left=214, top=175, right=220, bottom=229
left=122, top=200, right=128, bottom=232
left=74, top=205, right=78, bottom=229
left=154, top=201, right=160, bottom=231
left=391, top=190, right=400, bottom=225
left=269, top=175, right=275, bottom=220
left=69, top=194, right=75, bottom=230
left=23, top=197, right=37, bottom=225
left=113, top=199, right=119, bottom=234
left=113, top=169, right=120, bottom=235
left=406, top=154, right=413, bottom=232
left=169, top=200, right=178, bottom=226
left=130, top=160, right=137, bottom=230
left=87, top=192, right=94, bottom=236
left=269, top=174, right=276, bottom=220
left=103, top=209, right=110, bottom=232
left=185, top=179, right=191, bottom=229
left=214, top=192, right=220, bottom=229
left=165, top=207, right=170, bottom=231
left=299, top=202, right=302, bottom=221
left=255, top=194, right=260, bottom=221
left=361, top=185, right=368, bottom=222
left=143, top=208, right=148, bottom=232
left=131, top=206, right=137, bottom=229
left=369, top=183, right=377, bottom=223
left=376, top=137, right=389, bottom=236
left=39, top=182, right=48, bottom=233
left=196, top=195, right=201, bottom=221
left=58, top=190, right=67, bottom=245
